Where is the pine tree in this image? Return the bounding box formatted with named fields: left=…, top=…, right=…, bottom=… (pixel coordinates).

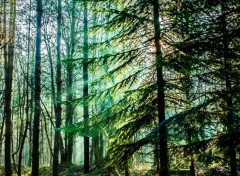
left=65, top=0, right=76, bottom=164
left=83, top=0, right=90, bottom=173
left=168, top=1, right=240, bottom=175
left=32, top=0, right=42, bottom=175
left=4, top=0, right=16, bottom=175
left=52, top=0, right=62, bottom=174
left=63, top=0, right=171, bottom=174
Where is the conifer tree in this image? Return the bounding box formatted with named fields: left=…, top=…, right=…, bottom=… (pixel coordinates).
left=83, top=0, right=90, bottom=173
left=32, top=0, right=42, bottom=175
left=52, top=0, right=62, bottom=174
left=4, top=0, right=16, bottom=175
left=65, top=0, right=76, bottom=164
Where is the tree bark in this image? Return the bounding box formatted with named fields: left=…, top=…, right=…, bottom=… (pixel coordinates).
left=152, top=0, right=169, bottom=175
left=52, top=0, right=62, bottom=174
left=65, top=0, right=76, bottom=164
left=4, top=0, right=16, bottom=175
left=83, top=0, right=89, bottom=173
left=2, top=0, right=8, bottom=170
left=32, top=0, right=42, bottom=175
left=221, top=3, right=237, bottom=176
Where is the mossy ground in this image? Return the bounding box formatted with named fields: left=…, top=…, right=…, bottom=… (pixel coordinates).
left=0, top=164, right=82, bottom=176
left=0, top=164, right=232, bottom=176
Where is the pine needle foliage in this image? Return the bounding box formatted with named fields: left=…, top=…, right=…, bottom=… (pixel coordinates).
left=61, top=0, right=240, bottom=174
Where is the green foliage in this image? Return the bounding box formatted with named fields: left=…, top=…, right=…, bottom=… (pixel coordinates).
left=59, top=0, right=240, bottom=174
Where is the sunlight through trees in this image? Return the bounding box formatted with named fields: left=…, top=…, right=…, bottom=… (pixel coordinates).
left=0, top=0, right=240, bottom=175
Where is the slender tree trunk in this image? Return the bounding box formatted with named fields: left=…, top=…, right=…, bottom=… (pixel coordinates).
left=32, top=0, right=42, bottom=175
left=2, top=0, right=8, bottom=170
left=152, top=0, right=169, bottom=175
left=0, top=11, right=4, bottom=162
left=17, top=0, right=32, bottom=173
left=99, top=133, right=104, bottom=160
left=4, top=0, right=16, bottom=175
left=65, top=0, right=76, bottom=163
left=221, top=3, right=237, bottom=176
left=83, top=0, right=89, bottom=173
left=15, top=73, right=27, bottom=173
left=52, top=0, right=62, bottom=174
left=17, top=121, right=29, bottom=175
left=28, top=66, right=34, bottom=166
left=42, top=15, right=60, bottom=164
left=91, top=1, right=104, bottom=165
left=0, top=111, right=5, bottom=167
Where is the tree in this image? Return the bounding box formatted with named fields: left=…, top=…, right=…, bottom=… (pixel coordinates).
left=83, top=0, right=89, bottom=173
left=0, top=0, right=239, bottom=175
left=52, top=0, right=62, bottom=174
left=64, top=0, right=172, bottom=174
left=152, top=0, right=169, bottom=175
left=65, top=0, right=76, bottom=163
left=32, top=0, right=42, bottom=175
left=220, top=2, right=237, bottom=175
left=167, top=1, right=240, bottom=175
left=4, top=0, right=16, bottom=175
left=17, top=0, right=32, bottom=175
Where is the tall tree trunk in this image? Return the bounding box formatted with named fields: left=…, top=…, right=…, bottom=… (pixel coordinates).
left=91, top=0, right=104, bottom=165
left=83, top=0, right=89, bottom=173
left=221, top=3, right=237, bottom=176
left=18, top=0, right=32, bottom=174
left=0, top=0, right=4, bottom=162
left=28, top=64, right=34, bottom=166
left=152, top=0, right=169, bottom=175
left=17, top=121, right=29, bottom=175
left=32, top=0, right=42, bottom=175
left=2, top=0, right=8, bottom=170
left=52, top=0, right=62, bottom=174
left=4, top=0, right=16, bottom=175
left=65, top=0, right=76, bottom=163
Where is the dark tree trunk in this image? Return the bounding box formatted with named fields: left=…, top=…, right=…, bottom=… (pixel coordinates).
left=28, top=67, right=34, bottom=166
left=18, top=121, right=29, bottom=176
left=52, top=0, right=62, bottom=175
left=190, top=157, right=195, bottom=176
left=32, top=0, right=42, bottom=175
left=221, top=3, right=237, bottom=176
left=152, top=0, right=169, bottom=176
left=4, top=0, right=16, bottom=175
left=3, top=0, right=10, bottom=174
left=65, top=0, right=76, bottom=164
left=83, top=0, right=89, bottom=173
left=99, top=133, right=104, bottom=161
left=91, top=3, right=104, bottom=164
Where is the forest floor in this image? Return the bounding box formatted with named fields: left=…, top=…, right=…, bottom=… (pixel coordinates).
left=0, top=165, right=184, bottom=176
left=0, top=164, right=230, bottom=176
left=0, top=164, right=83, bottom=176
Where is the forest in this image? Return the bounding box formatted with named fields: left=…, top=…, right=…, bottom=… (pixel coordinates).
left=0, top=0, right=240, bottom=175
